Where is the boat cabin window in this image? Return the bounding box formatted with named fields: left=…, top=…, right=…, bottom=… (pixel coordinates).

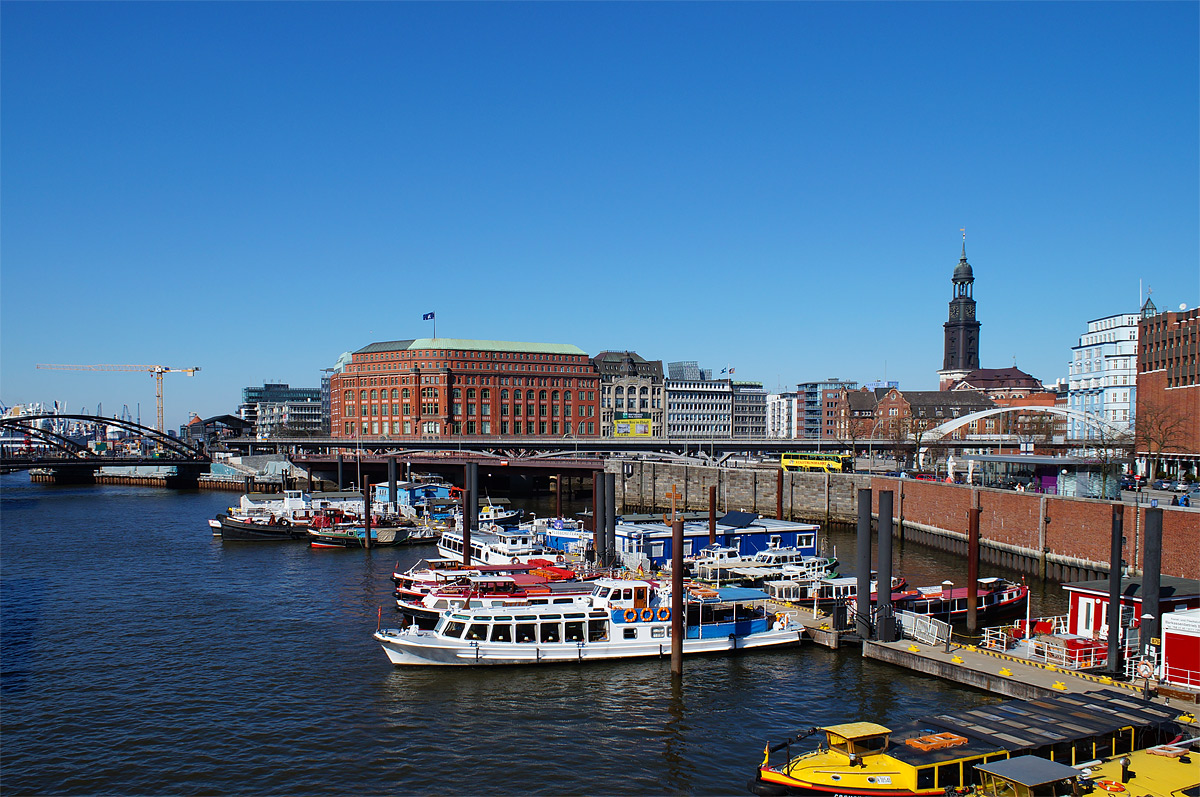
left=936, top=762, right=961, bottom=788
left=916, top=767, right=934, bottom=790
left=852, top=735, right=888, bottom=754
left=443, top=621, right=466, bottom=639
left=651, top=627, right=666, bottom=639
left=540, top=622, right=560, bottom=643
left=623, top=628, right=638, bottom=640
left=588, top=620, right=607, bottom=642
left=490, top=624, right=512, bottom=643
left=962, top=758, right=984, bottom=786
left=594, top=587, right=610, bottom=598
left=552, top=598, right=574, bottom=605
left=466, top=623, right=488, bottom=641
left=515, top=623, right=536, bottom=643
left=826, top=733, right=851, bottom=755
left=978, top=774, right=1018, bottom=797
left=564, top=621, right=584, bottom=641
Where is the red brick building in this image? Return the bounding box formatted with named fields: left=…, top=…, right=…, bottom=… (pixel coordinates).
left=330, top=338, right=601, bottom=441
left=1137, top=302, right=1199, bottom=477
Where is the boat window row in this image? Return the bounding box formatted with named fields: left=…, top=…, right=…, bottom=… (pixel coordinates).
left=909, top=728, right=1138, bottom=791
left=441, top=613, right=611, bottom=644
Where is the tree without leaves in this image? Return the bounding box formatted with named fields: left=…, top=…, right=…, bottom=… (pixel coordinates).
left=1134, top=394, right=1188, bottom=483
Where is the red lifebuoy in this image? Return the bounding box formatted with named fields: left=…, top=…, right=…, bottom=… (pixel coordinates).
left=657, top=607, right=670, bottom=621
left=640, top=607, right=653, bottom=622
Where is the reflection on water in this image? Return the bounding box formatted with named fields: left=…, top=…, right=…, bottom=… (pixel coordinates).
left=1, top=475, right=1055, bottom=795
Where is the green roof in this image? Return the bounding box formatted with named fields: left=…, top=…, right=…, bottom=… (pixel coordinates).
left=355, top=338, right=587, bottom=356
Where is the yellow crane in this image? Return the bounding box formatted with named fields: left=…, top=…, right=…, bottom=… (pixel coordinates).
left=35, top=364, right=201, bottom=432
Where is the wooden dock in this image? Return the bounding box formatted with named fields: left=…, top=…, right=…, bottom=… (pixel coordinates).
left=774, top=604, right=1200, bottom=716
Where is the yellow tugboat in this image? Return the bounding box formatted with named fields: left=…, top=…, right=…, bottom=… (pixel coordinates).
left=749, top=691, right=1188, bottom=796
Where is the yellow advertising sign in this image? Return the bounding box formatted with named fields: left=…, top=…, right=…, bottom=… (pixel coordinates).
left=614, top=413, right=652, bottom=437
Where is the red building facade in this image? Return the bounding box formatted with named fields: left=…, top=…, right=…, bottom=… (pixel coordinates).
left=330, top=338, right=601, bottom=441
left=1137, top=304, right=1199, bottom=475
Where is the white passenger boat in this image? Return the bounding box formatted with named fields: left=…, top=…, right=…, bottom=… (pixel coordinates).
left=373, top=578, right=804, bottom=666
left=437, top=526, right=562, bottom=566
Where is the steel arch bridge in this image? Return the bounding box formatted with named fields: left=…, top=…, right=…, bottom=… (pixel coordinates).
left=924, top=406, right=1127, bottom=443
left=0, top=414, right=209, bottom=460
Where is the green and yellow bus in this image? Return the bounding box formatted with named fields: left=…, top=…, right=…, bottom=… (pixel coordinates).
left=779, top=452, right=855, bottom=473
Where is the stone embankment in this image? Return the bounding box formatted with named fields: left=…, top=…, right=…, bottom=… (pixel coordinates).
left=608, top=460, right=1198, bottom=580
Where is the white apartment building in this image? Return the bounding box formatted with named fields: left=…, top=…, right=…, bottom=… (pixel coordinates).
left=1067, top=312, right=1139, bottom=440
left=766, top=392, right=801, bottom=438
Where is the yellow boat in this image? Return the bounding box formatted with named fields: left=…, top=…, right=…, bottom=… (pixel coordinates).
left=1075, top=737, right=1200, bottom=797
left=749, top=690, right=1188, bottom=796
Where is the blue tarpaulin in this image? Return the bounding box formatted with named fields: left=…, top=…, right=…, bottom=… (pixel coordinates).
left=715, top=587, right=771, bottom=602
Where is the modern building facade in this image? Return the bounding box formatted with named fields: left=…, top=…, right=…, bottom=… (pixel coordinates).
left=797, top=378, right=858, bottom=439
left=731, top=381, right=768, bottom=439
left=1067, top=312, right=1140, bottom=442
left=592, top=351, right=665, bottom=438
left=329, top=338, right=601, bottom=440
left=238, top=383, right=324, bottom=436
left=665, top=365, right=766, bottom=440
left=1136, top=300, right=1199, bottom=476
left=938, top=242, right=982, bottom=389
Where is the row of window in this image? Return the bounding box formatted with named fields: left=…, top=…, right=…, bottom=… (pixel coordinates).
left=344, top=420, right=597, bottom=436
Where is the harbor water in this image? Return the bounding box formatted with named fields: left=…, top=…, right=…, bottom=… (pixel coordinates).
left=1, top=473, right=1068, bottom=795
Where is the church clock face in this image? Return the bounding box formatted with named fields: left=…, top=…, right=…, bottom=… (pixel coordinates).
left=966, top=305, right=975, bottom=320
left=950, top=305, right=960, bottom=320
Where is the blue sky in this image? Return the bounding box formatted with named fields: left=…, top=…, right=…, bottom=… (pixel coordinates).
left=3, top=2, right=1197, bottom=428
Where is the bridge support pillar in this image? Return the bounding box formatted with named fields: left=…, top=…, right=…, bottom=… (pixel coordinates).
left=165, top=464, right=208, bottom=489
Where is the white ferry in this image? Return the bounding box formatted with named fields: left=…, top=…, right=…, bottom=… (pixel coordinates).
left=437, top=526, right=561, bottom=566
left=373, top=578, right=804, bottom=666
left=692, top=542, right=835, bottom=585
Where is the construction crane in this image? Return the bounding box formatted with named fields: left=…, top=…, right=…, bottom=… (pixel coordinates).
left=35, top=364, right=201, bottom=432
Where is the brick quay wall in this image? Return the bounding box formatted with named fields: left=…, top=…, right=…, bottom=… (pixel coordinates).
left=608, top=460, right=1198, bottom=580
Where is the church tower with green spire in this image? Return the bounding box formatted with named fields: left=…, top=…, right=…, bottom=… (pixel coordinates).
left=938, top=239, right=982, bottom=389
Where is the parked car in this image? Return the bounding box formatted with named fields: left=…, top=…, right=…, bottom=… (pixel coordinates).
left=1119, top=475, right=1138, bottom=491
left=1152, top=478, right=1175, bottom=491
left=911, top=472, right=936, bottom=481
left=1175, top=481, right=1196, bottom=493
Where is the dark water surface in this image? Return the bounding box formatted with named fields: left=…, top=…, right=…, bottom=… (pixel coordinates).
left=1, top=474, right=1065, bottom=796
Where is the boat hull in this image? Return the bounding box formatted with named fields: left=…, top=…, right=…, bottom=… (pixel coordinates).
left=309, top=526, right=411, bottom=548
left=217, top=514, right=309, bottom=542
left=374, top=626, right=803, bottom=666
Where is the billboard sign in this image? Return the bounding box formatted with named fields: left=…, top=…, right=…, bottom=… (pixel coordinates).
left=614, top=412, right=652, bottom=438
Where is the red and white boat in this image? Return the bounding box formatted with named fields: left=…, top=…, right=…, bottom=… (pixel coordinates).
left=895, top=576, right=1028, bottom=622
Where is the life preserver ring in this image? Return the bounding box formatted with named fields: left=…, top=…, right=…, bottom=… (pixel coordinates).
left=657, top=607, right=670, bottom=621
left=279, top=518, right=290, bottom=527
left=1096, top=781, right=1125, bottom=793
left=623, top=608, right=637, bottom=622
left=511, top=557, right=521, bottom=565
left=556, top=556, right=565, bottom=564
left=1136, top=660, right=1154, bottom=679
left=640, top=608, right=654, bottom=622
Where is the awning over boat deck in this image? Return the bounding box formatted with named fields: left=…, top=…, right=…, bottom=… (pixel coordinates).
left=714, top=587, right=771, bottom=602
left=975, top=756, right=1080, bottom=787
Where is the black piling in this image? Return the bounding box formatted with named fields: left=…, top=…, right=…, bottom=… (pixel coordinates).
left=605, top=472, right=617, bottom=568
left=362, top=479, right=373, bottom=550
left=594, top=470, right=607, bottom=566
left=387, top=456, right=397, bottom=515
left=1107, top=504, right=1125, bottom=678
left=336, top=454, right=344, bottom=490
left=856, top=488, right=872, bottom=639
left=708, top=484, right=717, bottom=544
left=671, top=518, right=684, bottom=676
left=967, top=506, right=981, bottom=635
left=1141, top=508, right=1163, bottom=660
left=877, top=490, right=895, bottom=642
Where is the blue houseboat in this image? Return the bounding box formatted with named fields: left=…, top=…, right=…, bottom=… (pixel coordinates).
left=613, top=511, right=822, bottom=571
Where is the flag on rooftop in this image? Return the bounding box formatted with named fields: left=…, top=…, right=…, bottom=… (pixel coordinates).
left=422, top=312, right=435, bottom=320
